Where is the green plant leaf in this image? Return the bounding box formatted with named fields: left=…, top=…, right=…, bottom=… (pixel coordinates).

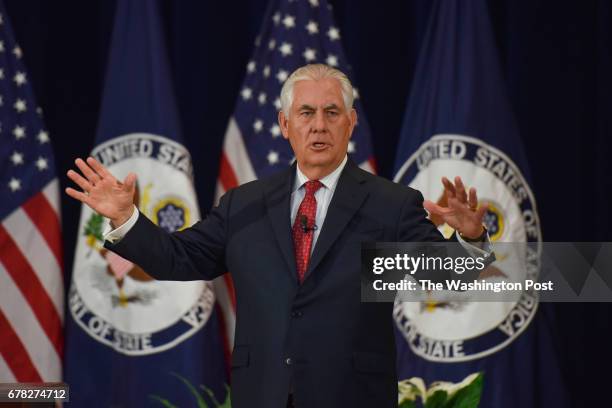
left=199, top=384, right=231, bottom=408
left=445, top=373, right=484, bottom=408
left=425, top=390, right=448, bottom=408
left=399, top=400, right=418, bottom=408
left=83, top=213, right=104, bottom=241
left=171, top=372, right=209, bottom=408
left=149, top=395, right=179, bottom=408
left=150, top=377, right=230, bottom=408
left=220, top=384, right=231, bottom=408
left=199, top=385, right=224, bottom=407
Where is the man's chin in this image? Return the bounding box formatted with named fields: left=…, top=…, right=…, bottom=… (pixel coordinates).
left=300, top=154, right=344, bottom=173
left=303, top=155, right=334, bottom=168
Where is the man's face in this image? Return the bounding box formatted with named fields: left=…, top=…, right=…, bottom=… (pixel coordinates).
left=278, top=77, right=357, bottom=178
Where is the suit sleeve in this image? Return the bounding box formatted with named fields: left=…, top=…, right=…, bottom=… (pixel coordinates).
left=103, top=189, right=233, bottom=281
left=395, top=189, right=487, bottom=282
left=395, top=189, right=446, bottom=243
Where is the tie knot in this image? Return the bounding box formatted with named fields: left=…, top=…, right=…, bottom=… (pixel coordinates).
left=304, top=180, right=323, bottom=196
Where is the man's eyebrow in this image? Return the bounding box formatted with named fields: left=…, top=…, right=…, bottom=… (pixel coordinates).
left=296, top=103, right=341, bottom=111
left=323, top=103, right=340, bottom=110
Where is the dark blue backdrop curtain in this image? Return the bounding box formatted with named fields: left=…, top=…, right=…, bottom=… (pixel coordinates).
left=5, top=1, right=611, bottom=406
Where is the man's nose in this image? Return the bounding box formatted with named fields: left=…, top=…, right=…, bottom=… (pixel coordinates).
left=311, top=110, right=327, bottom=133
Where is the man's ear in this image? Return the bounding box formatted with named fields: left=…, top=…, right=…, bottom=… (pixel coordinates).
left=278, top=110, right=290, bottom=140
left=349, top=108, right=358, bottom=137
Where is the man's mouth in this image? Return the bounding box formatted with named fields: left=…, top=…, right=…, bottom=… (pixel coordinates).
left=310, top=142, right=329, bottom=150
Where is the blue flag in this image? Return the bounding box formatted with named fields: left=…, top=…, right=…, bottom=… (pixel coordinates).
left=64, top=0, right=227, bottom=406
left=393, top=0, right=567, bottom=406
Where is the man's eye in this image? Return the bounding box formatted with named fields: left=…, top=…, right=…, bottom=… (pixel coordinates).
left=327, top=111, right=339, bottom=116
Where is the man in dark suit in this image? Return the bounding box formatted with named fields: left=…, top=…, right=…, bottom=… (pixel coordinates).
left=66, top=64, right=489, bottom=408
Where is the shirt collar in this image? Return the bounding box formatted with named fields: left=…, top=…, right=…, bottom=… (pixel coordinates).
left=293, top=155, right=348, bottom=193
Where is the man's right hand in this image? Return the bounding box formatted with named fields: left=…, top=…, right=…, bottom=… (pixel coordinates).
left=66, top=157, right=137, bottom=227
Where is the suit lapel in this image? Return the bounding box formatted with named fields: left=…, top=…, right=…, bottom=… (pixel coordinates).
left=306, top=160, right=369, bottom=278
left=264, top=164, right=298, bottom=283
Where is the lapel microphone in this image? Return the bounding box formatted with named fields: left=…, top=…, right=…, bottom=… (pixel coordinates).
left=300, top=215, right=318, bottom=233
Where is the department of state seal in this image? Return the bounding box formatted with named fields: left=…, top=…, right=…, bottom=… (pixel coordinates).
left=69, top=133, right=214, bottom=356
left=394, top=134, right=542, bottom=362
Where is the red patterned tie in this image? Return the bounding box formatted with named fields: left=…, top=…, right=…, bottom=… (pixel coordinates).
left=292, top=180, right=323, bottom=283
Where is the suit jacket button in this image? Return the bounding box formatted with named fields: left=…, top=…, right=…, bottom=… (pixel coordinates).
left=285, top=357, right=293, bottom=365
left=291, top=310, right=303, bottom=318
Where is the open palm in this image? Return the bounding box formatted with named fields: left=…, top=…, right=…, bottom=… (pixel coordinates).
left=423, top=176, right=488, bottom=239
left=66, top=157, right=137, bottom=226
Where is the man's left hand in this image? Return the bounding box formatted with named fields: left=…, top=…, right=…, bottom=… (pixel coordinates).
left=423, top=176, right=488, bottom=240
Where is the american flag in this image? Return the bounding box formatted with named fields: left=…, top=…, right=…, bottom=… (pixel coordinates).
left=0, top=2, right=63, bottom=382
left=214, top=0, right=375, bottom=352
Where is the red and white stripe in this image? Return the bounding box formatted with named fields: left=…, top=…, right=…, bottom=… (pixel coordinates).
left=213, top=118, right=255, bottom=362
left=213, top=117, right=375, bottom=361
left=0, top=179, right=64, bottom=382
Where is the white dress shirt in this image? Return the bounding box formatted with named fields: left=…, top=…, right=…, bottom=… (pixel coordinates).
left=104, top=203, right=140, bottom=243
left=290, top=155, right=347, bottom=252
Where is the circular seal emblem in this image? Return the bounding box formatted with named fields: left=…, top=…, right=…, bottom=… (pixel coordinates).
left=69, top=133, right=214, bottom=356
left=393, top=134, right=542, bottom=362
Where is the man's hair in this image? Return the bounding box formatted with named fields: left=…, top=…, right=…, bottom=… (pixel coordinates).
left=279, top=64, right=355, bottom=116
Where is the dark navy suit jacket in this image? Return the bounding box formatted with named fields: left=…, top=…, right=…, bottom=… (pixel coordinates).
left=106, top=159, right=447, bottom=408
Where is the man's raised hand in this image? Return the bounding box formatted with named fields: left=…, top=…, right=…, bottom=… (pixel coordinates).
left=65, top=157, right=137, bottom=227
left=423, top=176, right=488, bottom=240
